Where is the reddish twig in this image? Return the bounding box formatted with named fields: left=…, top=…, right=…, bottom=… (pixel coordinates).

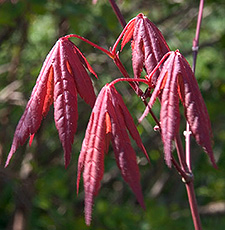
left=183, top=1, right=205, bottom=230
left=185, top=182, right=202, bottom=230
left=108, top=0, right=126, bottom=28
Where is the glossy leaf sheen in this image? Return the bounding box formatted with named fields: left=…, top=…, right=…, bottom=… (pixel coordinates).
left=6, top=37, right=96, bottom=168
left=77, top=84, right=148, bottom=225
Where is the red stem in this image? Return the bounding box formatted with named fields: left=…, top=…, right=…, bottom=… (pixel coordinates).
left=171, top=156, right=191, bottom=183
left=113, top=53, right=142, bottom=94
left=185, top=182, right=202, bottom=230
left=64, top=34, right=114, bottom=59
left=108, top=0, right=126, bottom=28
left=185, top=0, right=204, bottom=173
left=109, top=77, right=149, bottom=87
left=175, top=134, right=189, bottom=173
left=192, top=0, right=204, bottom=73
left=183, top=1, right=205, bottom=230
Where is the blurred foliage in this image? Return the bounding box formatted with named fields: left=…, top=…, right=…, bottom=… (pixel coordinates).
left=0, top=0, right=225, bottom=229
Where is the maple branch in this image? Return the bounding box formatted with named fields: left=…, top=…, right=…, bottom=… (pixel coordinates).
left=185, top=182, right=202, bottom=230
left=108, top=0, right=126, bottom=28
left=175, top=134, right=189, bottom=173
left=183, top=1, right=205, bottom=230
left=192, top=0, right=204, bottom=73
left=185, top=0, right=204, bottom=173
left=171, top=156, right=192, bottom=183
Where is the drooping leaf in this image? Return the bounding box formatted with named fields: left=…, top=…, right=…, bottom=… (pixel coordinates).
left=5, top=44, right=58, bottom=167
left=118, top=13, right=170, bottom=84
left=159, top=54, right=180, bottom=167
left=107, top=86, right=147, bottom=209
left=77, top=84, right=148, bottom=225
left=5, top=37, right=97, bottom=168
left=53, top=40, right=78, bottom=168
left=140, top=50, right=216, bottom=167
left=177, top=53, right=216, bottom=168
left=63, top=39, right=97, bottom=107
left=109, top=86, right=149, bottom=161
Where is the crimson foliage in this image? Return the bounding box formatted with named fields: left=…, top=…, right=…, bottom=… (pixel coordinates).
left=6, top=13, right=215, bottom=226
left=77, top=84, right=148, bottom=225
left=5, top=37, right=97, bottom=168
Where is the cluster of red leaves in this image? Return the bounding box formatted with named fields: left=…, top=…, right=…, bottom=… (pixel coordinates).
left=5, top=37, right=97, bottom=168
left=77, top=84, right=149, bottom=225
left=115, top=13, right=170, bottom=85
left=5, top=11, right=216, bottom=227
left=114, top=13, right=215, bottom=169
left=139, top=50, right=216, bottom=168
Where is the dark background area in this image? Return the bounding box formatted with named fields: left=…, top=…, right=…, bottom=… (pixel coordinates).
left=0, top=0, right=225, bottom=229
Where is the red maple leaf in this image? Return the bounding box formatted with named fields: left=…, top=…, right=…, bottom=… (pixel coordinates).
left=5, top=37, right=97, bottom=168
left=113, top=13, right=170, bottom=85
left=140, top=50, right=216, bottom=168
left=77, top=84, right=149, bottom=225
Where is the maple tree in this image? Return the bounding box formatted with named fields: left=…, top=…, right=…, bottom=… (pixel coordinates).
left=5, top=0, right=217, bottom=229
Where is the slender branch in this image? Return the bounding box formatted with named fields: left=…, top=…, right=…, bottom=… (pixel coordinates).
left=171, top=156, right=192, bottom=183
left=183, top=1, right=205, bottom=230
left=185, top=182, right=202, bottom=230
left=109, top=77, right=149, bottom=87
left=192, top=0, right=204, bottom=72
left=185, top=0, right=204, bottom=173
left=175, top=134, right=189, bottom=172
left=108, top=0, right=126, bottom=28
left=185, top=128, right=192, bottom=171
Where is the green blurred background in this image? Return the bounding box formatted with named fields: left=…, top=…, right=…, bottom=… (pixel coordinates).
left=0, top=0, right=225, bottom=229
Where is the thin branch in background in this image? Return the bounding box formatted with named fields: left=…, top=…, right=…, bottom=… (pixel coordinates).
left=108, top=0, right=126, bottom=28
left=183, top=1, right=205, bottom=230
left=185, top=0, right=204, bottom=172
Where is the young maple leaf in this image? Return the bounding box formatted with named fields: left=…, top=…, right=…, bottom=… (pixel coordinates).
left=5, top=37, right=97, bottom=168
left=115, top=13, right=170, bottom=85
left=77, top=84, right=149, bottom=225
left=140, top=50, right=216, bottom=168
